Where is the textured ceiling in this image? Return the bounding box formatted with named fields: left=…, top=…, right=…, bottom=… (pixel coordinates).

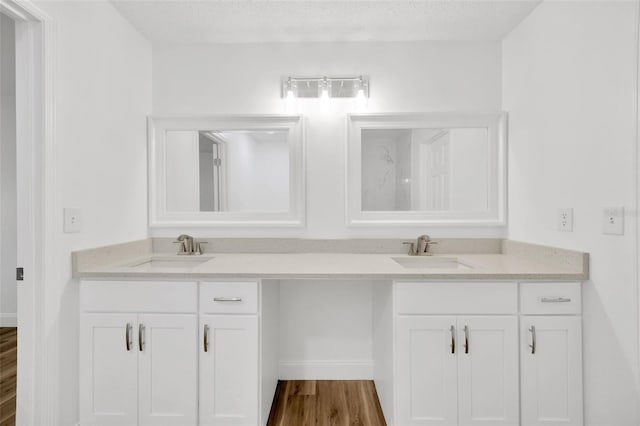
left=110, top=0, right=542, bottom=44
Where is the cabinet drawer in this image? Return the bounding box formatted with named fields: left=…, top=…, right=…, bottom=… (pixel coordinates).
left=395, top=282, right=517, bottom=314
left=520, top=282, right=581, bottom=314
left=200, top=281, right=259, bottom=314
left=81, top=281, right=197, bottom=313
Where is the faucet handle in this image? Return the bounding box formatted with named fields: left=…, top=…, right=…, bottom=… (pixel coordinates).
left=197, top=241, right=208, bottom=255
left=173, top=240, right=188, bottom=254
left=402, top=241, right=416, bottom=255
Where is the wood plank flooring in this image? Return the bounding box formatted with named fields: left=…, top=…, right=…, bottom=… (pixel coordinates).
left=0, top=328, right=16, bottom=426
left=267, top=380, right=386, bottom=426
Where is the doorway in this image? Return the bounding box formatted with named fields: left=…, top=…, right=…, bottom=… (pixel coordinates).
left=0, top=10, right=18, bottom=425
left=0, top=1, right=51, bottom=425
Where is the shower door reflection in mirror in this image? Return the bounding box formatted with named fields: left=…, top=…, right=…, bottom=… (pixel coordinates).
left=347, top=113, right=506, bottom=226
left=361, top=128, right=489, bottom=212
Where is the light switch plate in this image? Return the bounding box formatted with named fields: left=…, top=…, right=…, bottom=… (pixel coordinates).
left=603, top=206, right=624, bottom=235
left=64, top=208, right=82, bottom=233
left=557, top=208, right=573, bottom=232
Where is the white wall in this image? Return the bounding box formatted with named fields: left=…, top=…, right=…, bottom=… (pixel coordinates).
left=0, top=14, right=17, bottom=326
left=503, top=1, right=640, bottom=425
left=152, top=41, right=504, bottom=239
left=279, top=280, right=374, bottom=379
left=32, top=2, right=152, bottom=424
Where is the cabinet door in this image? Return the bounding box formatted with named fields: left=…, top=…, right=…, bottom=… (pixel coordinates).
left=520, top=316, right=582, bottom=426
left=457, top=316, right=519, bottom=426
left=80, top=314, right=138, bottom=426
left=199, top=315, right=259, bottom=426
left=138, top=314, right=198, bottom=426
left=396, top=316, right=458, bottom=426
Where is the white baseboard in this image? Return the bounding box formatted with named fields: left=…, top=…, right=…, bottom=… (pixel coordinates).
left=279, top=360, right=374, bottom=380
left=0, top=313, right=17, bottom=327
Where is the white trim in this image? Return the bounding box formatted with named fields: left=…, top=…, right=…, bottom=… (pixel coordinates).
left=0, top=313, right=17, bottom=327
left=9, top=0, right=55, bottom=425
left=148, top=115, right=306, bottom=228
left=278, top=360, right=374, bottom=380
left=345, top=112, right=508, bottom=227
left=0, top=0, right=28, bottom=20
left=634, top=0, right=640, bottom=396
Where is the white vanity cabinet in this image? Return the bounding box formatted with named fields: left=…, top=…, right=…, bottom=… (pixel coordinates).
left=393, top=283, right=519, bottom=426
left=198, top=282, right=260, bottom=426
left=79, top=280, right=273, bottom=426
left=79, top=276, right=583, bottom=426
left=519, top=283, right=583, bottom=426
left=384, top=281, right=583, bottom=426
left=79, top=281, right=199, bottom=426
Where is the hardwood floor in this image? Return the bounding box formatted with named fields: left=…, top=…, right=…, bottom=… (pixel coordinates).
left=0, top=328, right=16, bottom=426
left=267, top=380, right=386, bottom=426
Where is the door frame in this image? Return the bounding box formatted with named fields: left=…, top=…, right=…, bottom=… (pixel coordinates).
left=635, top=0, right=640, bottom=398
left=0, top=1, right=54, bottom=424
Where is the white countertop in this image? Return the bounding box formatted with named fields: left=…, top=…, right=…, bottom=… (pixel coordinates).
left=74, top=250, right=588, bottom=281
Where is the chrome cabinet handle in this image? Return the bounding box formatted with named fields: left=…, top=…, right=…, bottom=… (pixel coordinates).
left=125, top=323, right=132, bottom=351
left=450, top=325, right=455, bottom=354
left=464, top=325, right=469, bottom=354
left=138, top=324, right=145, bottom=352
left=529, top=325, right=536, bottom=354
left=541, top=297, right=571, bottom=303
left=213, top=297, right=243, bottom=302
left=204, top=324, right=210, bottom=353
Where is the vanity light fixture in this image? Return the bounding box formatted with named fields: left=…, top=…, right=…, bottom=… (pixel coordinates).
left=281, top=76, right=370, bottom=100
left=320, top=77, right=330, bottom=101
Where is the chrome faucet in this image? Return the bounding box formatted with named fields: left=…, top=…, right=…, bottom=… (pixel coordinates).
left=174, top=234, right=207, bottom=255
left=403, top=234, right=438, bottom=256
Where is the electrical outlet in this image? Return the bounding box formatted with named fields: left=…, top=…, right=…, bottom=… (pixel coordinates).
left=603, top=206, right=624, bottom=235
left=64, top=208, right=82, bottom=233
left=557, top=208, right=573, bottom=232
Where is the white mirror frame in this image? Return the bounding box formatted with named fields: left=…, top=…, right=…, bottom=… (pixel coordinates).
left=346, top=112, right=507, bottom=227
left=148, top=115, right=305, bottom=227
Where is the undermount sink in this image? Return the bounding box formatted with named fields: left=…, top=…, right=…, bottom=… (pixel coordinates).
left=391, top=256, right=473, bottom=270
left=126, top=256, right=212, bottom=271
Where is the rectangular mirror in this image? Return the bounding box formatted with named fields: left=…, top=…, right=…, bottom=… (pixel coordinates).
left=149, top=116, right=304, bottom=227
left=347, top=113, right=506, bottom=226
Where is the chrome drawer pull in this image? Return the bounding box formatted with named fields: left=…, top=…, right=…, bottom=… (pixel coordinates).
left=529, top=325, right=536, bottom=354
left=213, top=297, right=243, bottom=302
left=125, top=323, right=132, bottom=351
left=204, top=324, right=210, bottom=353
left=540, top=297, right=571, bottom=303
left=138, top=324, right=145, bottom=352
left=463, top=325, right=469, bottom=354
left=450, top=325, right=455, bottom=354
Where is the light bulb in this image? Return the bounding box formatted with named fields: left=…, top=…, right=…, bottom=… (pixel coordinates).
left=355, top=76, right=367, bottom=110
left=320, top=77, right=330, bottom=111
left=285, top=93, right=296, bottom=112
left=284, top=78, right=296, bottom=112
left=355, top=88, right=367, bottom=110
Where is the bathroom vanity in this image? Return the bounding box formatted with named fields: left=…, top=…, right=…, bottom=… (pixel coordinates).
left=73, top=239, right=587, bottom=426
